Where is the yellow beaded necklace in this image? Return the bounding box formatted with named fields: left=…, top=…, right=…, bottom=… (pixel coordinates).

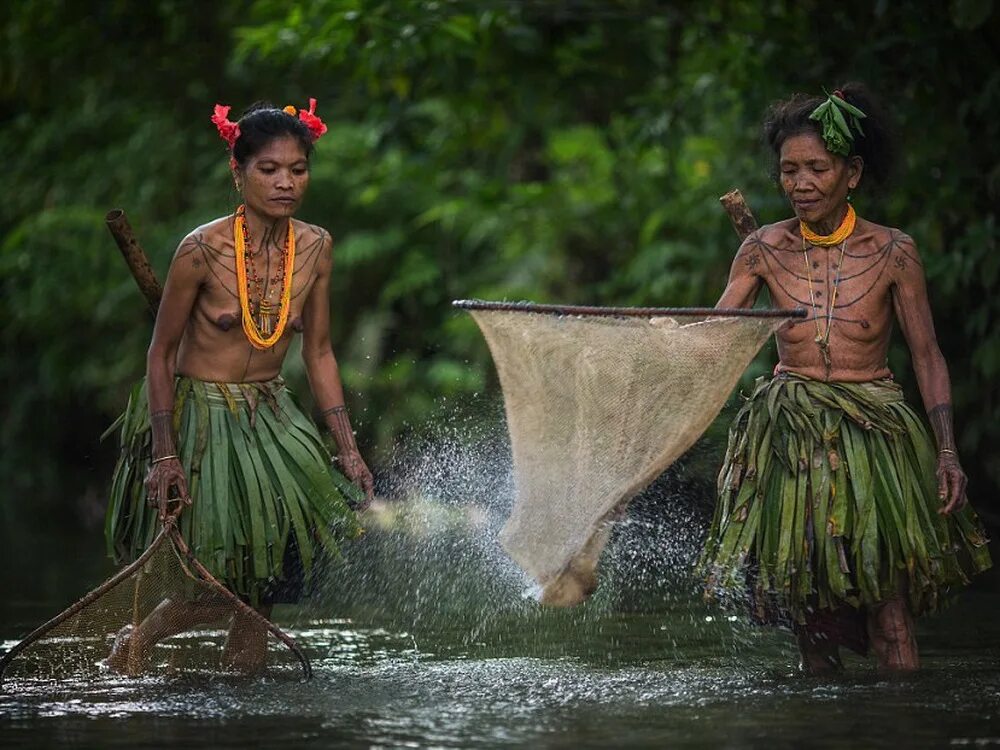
left=234, top=205, right=295, bottom=350
left=800, top=203, right=855, bottom=246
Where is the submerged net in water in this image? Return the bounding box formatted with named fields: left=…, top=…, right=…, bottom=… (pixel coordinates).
left=459, top=301, right=795, bottom=606
left=0, top=515, right=310, bottom=686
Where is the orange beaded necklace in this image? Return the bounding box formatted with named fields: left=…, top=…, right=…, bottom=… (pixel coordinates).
left=234, top=204, right=295, bottom=350
left=800, top=203, right=855, bottom=246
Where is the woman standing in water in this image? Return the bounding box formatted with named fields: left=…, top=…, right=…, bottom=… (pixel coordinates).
left=701, top=84, right=991, bottom=673
left=106, top=100, right=373, bottom=674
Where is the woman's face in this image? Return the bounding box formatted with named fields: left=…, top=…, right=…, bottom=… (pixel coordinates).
left=779, top=132, right=862, bottom=232
left=236, top=135, right=310, bottom=220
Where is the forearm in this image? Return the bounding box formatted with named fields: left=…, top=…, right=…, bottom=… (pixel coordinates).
left=913, top=349, right=956, bottom=453
left=305, top=349, right=360, bottom=454
left=321, top=405, right=361, bottom=455
left=146, top=345, right=179, bottom=459
left=926, top=404, right=956, bottom=453
left=914, top=349, right=968, bottom=511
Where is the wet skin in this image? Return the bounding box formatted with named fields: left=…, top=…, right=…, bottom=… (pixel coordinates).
left=715, top=132, right=967, bottom=673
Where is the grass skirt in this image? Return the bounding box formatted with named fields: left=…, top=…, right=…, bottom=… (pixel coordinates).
left=105, top=377, right=362, bottom=603
left=700, top=374, right=991, bottom=625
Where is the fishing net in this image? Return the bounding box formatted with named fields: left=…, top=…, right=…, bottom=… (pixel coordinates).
left=0, top=515, right=311, bottom=687
left=463, top=302, right=793, bottom=606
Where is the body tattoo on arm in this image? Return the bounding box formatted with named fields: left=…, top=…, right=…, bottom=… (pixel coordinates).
left=150, top=409, right=177, bottom=459
left=927, top=403, right=957, bottom=454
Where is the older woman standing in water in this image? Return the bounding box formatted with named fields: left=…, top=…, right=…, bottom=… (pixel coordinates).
left=701, top=84, right=991, bottom=673
left=105, top=100, right=373, bottom=674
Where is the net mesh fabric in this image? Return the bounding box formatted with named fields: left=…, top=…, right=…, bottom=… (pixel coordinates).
left=0, top=524, right=307, bottom=686
left=469, top=309, right=786, bottom=606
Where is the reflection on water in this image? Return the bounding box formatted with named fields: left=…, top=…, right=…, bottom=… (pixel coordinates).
left=3, top=430, right=999, bottom=748
left=3, top=604, right=1000, bottom=749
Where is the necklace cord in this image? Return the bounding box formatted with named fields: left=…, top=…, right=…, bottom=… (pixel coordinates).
left=802, top=238, right=847, bottom=376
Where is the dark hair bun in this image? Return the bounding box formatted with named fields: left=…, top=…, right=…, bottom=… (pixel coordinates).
left=763, top=83, right=894, bottom=189
left=232, top=101, right=314, bottom=166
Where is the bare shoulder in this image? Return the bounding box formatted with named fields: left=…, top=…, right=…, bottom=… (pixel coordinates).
left=175, top=215, right=233, bottom=258
left=293, top=220, right=334, bottom=280
left=294, top=219, right=333, bottom=252
left=734, top=218, right=798, bottom=261
left=161, top=218, right=231, bottom=289
left=854, top=216, right=913, bottom=248
left=756, top=218, right=799, bottom=250
left=855, top=217, right=924, bottom=281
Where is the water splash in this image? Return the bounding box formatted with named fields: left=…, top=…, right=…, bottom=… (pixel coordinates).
left=307, top=398, right=772, bottom=669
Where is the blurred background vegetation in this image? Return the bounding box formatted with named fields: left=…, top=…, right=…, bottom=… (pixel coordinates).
left=1, top=0, right=997, bottom=542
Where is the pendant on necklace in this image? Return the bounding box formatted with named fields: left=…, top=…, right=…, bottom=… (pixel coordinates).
left=818, top=341, right=831, bottom=372
left=816, top=337, right=832, bottom=371
left=257, top=299, right=275, bottom=336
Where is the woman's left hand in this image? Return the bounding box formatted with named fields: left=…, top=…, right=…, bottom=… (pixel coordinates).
left=936, top=451, right=968, bottom=515
left=338, top=449, right=374, bottom=511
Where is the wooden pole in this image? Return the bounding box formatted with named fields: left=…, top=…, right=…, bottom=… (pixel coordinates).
left=105, top=209, right=162, bottom=317
left=452, top=300, right=805, bottom=318
left=719, top=188, right=759, bottom=241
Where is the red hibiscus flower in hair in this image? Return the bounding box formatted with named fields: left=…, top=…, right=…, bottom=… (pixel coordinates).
left=211, top=104, right=241, bottom=148
left=298, top=98, right=328, bottom=141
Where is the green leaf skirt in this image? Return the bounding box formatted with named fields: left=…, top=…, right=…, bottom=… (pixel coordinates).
left=105, top=377, right=363, bottom=603
left=700, top=374, right=991, bottom=623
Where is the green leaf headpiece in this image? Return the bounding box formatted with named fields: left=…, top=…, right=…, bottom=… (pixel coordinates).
left=808, top=90, right=867, bottom=157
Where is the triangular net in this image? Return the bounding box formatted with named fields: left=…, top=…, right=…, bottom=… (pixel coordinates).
left=466, top=306, right=789, bottom=606
left=0, top=522, right=310, bottom=687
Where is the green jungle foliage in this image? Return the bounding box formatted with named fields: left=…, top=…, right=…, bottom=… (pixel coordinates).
left=1, top=0, right=997, bottom=531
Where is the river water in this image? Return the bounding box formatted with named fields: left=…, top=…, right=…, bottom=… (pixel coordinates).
left=3, top=602, right=999, bottom=750
left=2, top=434, right=998, bottom=749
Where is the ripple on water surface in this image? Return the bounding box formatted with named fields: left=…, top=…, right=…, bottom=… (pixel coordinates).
left=2, top=607, right=1000, bottom=749
left=3, top=429, right=999, bottom=747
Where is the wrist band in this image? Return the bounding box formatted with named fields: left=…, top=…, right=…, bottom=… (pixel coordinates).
left=151, top=454, right=179, bottom=464
left=938, top=448, right=956, bottom=456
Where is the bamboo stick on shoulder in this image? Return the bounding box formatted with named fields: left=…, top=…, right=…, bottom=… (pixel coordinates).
left=106, top=209, right=162, bottom=317
left=719, top=189, right=759, bottom=242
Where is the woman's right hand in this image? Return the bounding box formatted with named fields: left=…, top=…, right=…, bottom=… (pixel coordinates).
left=337, top=449, right=374, bottom=512
left=144, top=457, right=191, bottom=521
